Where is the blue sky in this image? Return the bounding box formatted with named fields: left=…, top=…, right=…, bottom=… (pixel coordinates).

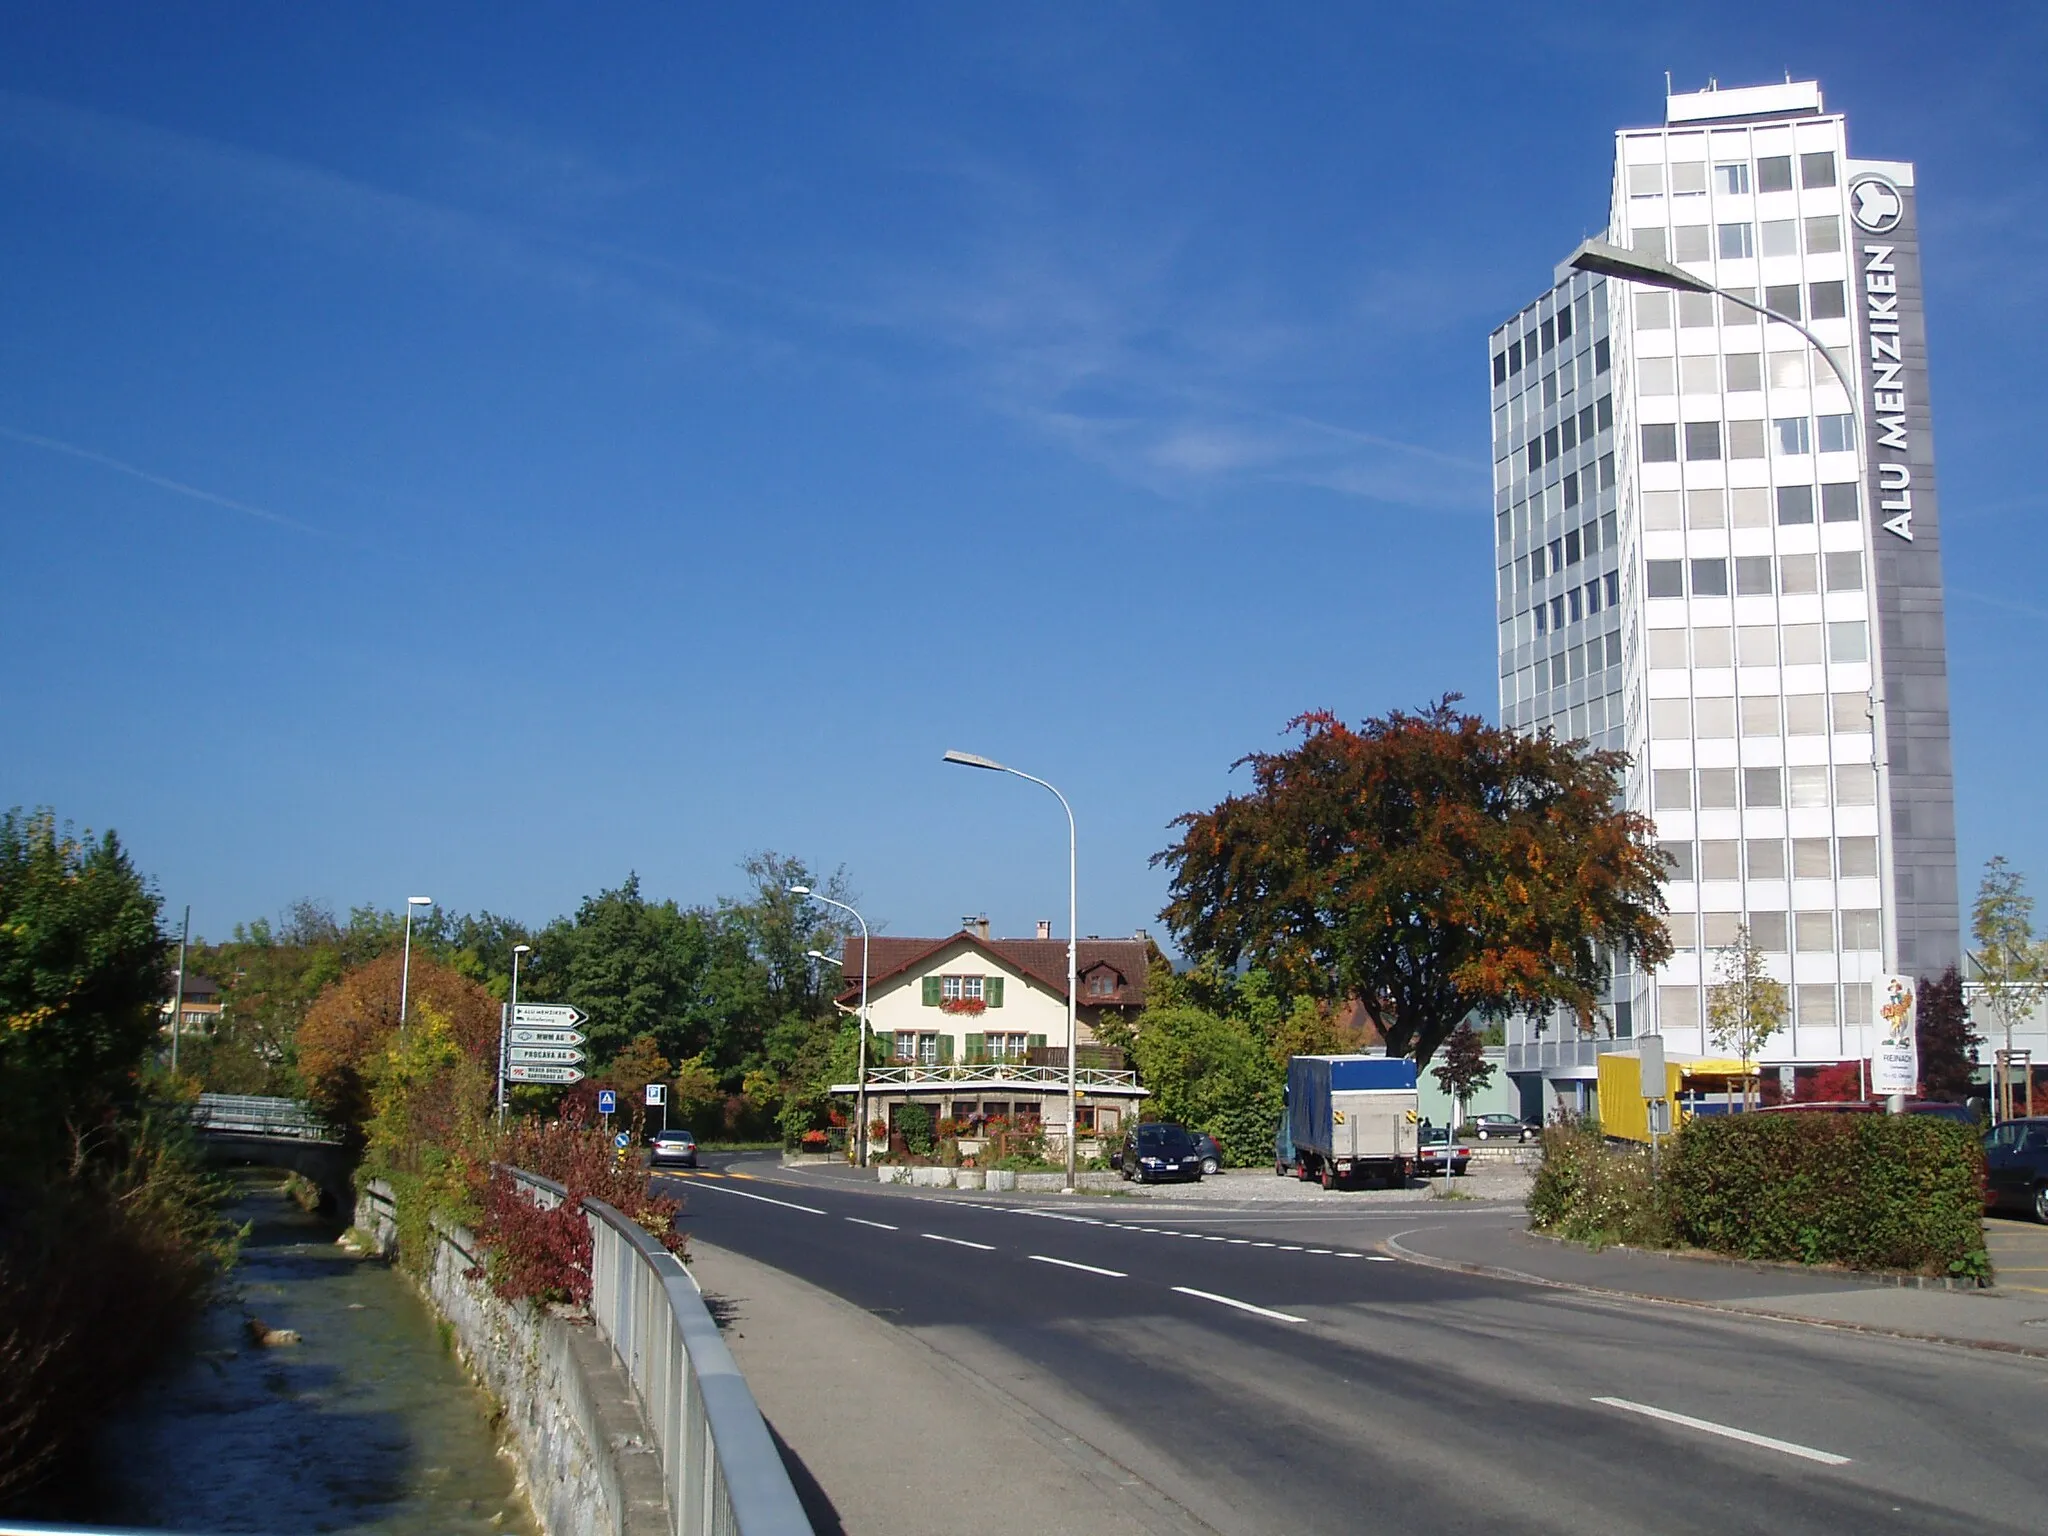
left=3, top=4, right=2044, bottom=949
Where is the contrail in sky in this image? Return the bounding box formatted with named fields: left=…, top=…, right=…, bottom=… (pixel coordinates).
left=0, top=423, right=318, bottom=533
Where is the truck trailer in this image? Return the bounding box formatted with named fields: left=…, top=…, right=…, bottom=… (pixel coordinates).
left=1280, top=1054, right=1420, bottom=1189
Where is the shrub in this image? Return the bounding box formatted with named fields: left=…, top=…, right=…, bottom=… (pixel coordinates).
left=1527, top=1117, right=1671, bottom=1248
left=897, top=1104, right=934, bottom=1157
left=1664, top=1113, right=1987, bottom=1276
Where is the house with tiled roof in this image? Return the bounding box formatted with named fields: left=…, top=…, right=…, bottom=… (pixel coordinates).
left=829, top=919, right=1152, bottom=1147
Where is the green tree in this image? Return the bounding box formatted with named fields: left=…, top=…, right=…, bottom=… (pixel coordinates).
left=1156, top=702, right=1671, bottom=1066
left=1706, top=924, right=1786, bottom=1109
left=0, top=809, right=167, bottom=1165
left=1430, top=1022, right=1497, bottom=1126
left=1126, top=1003, right=1282, bottom=1167
left=1972, top=857, right=2047, bottom=1116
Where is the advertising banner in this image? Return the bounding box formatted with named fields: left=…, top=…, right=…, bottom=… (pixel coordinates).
left=1870, top=973, right=1919, bottom=1095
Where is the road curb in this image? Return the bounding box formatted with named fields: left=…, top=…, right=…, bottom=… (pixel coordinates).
left=1380, top=1230, right=2048, bottom=1363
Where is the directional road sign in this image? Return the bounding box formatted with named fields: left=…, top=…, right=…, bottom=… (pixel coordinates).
left=615, top=1132, right=630, bottom=1149
left=510, top=1027, right=585, bottom=1048
left=508, top=1046, right=585, bottom=1066
left=597, top=1089, right=617, bottom=1115
left=513, top=1004, right=588, bottom=1029
left=507, top=1063, right=586, bottom=1084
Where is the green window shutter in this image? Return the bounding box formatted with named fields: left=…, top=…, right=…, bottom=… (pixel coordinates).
left=937, top=1034, right=954, bottom=1064
left=984, top=976, right=1004, bottom=1008
left=922, top=976, right=942, bottom=1007
left=884, top=1032, right=900, bottom=1060
left=964, top=1032, right=985, bottom=1063
left=1027, top=1033, right=1047, bottom=1052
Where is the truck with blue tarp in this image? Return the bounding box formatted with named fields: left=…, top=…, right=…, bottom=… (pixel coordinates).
left=1278, top=1054, right=1421, bottom=1189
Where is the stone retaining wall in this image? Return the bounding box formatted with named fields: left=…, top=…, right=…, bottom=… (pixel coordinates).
left=354, top=1183, right=667, bottom=1536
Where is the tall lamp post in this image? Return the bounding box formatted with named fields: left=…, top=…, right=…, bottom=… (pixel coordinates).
left=1564, top=238, right=1901, bottom=1112
left=501, top=942, right=531, bottom=1124
left=790, top=887, right=872, bottom=1166
left=944, top=750, right=1080, bottom=1193
left=398, top=895, right=434, bottom=1037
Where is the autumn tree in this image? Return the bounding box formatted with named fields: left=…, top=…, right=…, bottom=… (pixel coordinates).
left=296, top=948, right=500, bottom=1142
left=1706, top=925, right=1786, bottom=1109
left=1915, top=965, right=1979, bottom=1102
left=1972, top=857, right=2046, bottom=1117
left=1156, top=702, right=1671, bottom=1066
left=1430, top=1022, right=1497, bottom=1126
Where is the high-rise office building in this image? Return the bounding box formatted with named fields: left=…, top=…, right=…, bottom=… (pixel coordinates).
left=1489, top=80, right=1958, bottom=1111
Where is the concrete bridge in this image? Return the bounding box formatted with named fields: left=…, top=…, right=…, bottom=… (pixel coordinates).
left=191, top=1093, right=355, bottom=1209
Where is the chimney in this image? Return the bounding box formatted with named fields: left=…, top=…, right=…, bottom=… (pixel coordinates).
left=963, top=914, right=989, bottom=940
left=1036, top=920, right=1052, bottom=941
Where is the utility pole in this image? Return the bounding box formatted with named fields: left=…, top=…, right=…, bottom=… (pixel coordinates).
left=168, top=905, right=190, bottom=1075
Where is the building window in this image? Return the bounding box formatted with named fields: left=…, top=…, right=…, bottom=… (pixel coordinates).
left=1721, top=287, right=1759, bottom=326
left=1780, top=554, right=1818, bottom=594
left=1673, top=224, right=1711, bottom=263
left=1797, top=984, right=1838, bottom=1028
left=1816, top=414, right=1855, bottom=453
left=1776, top=484, right=1814, bottom=524
left=1699, top=769, right=1739, bottom=809
left=1740, top=695, right=1781, bottom=736
left=1800, top=150, right=1838, bottom=189
left=1782, top=623, right=1824, bottom=666
left=1717, top=222, right=1755, bottom=260
left=1595, top=338, right=1611, bottom=373
left=1836, top=763, right=1877, bottom=805
left=1640, top=356, right=1676, bottom=395
left=1809, top=281, right=1848, bottom=321
left=1653, top=769, right=1692, bottom=809
left=1757, top=155, right=1794, bottom=194
left=1629, top=163, right=1664, bottom=197
left=1750, top=912, right=1789, bottom=951
left=1699, top=840, right=1740, bottom=882
left=1726, top=420, right=1765, bottom=458
left=984, top=1032, right=1029, bottom=1061
left=1659, top=985, right=1702, bottom=1027
left=1646, top=559, right=1684, bottom=599
left=1785, top=694, right=1827, bottom=735
left=1494, top=351, right=1509, bottom=386
left=1737, top=625, right=1778, bottom=667
left=1642, top=424, right=1678, bottom=462
left=1789, top=766, right=1832, bottom=808
left=1793, top=837, right=1833, bottom=878
left=1715, top=161, right=1751, bottom=195
left=1805, top=215, right=1843, bottom=254
left=1839, top=837, right=1879, bottom=878
left=1760, top=219, right=1799, bottom=258
left=1775, top=417, right=1813, bottom=455
left=1764, top=283, right=1803, bottom=322
left=1743, top=767, right=1783, bottom=808
left=1661, top=841, right=1695, bottom=881
left=1678, top=292, right=1715, bottom=328
left=1695, top=697, right=1735, bottom=738
left=1666, top=912, right=1699, bottom=950
left=1694, top=627, right=1732, bottom=668
left=942, top=975, right=985, bottom=1002
left=1819, top=482, right=1859, bottom=522
left=1828, top=621, right=1868, bottom=663
left=1650, top=699, right=1690, bottom=739
left=1670, top=160, right=1707, bottom=196
left=1557, top=306, right=1575, bottom=342
left=1748, top=839, right=1787, bottom=880
left=1832, top=691, right=1872, bottom=733
left=1086, top=970, right=1118, bottom=998
left=1795, top=913, right=1836, bottom=953
left=1604, top=571, right=1620, bottom=607
left=1690, top=557, right=1729, bottom=596
left=1680, top=356, right=1719, bottom=395
left=1702, top=912, right=1742, bottom=950
left=1684, top=421, right=1722, bottom=461
left=1725, top=353, right=1762, bottom=392
left=1734, top=556, right=1774, bottom=596
left=1824, top=552, right=1864, bottom=592
left=1636, top=291, right=1672, bottom=330
left=1599, top=452, right=1616, bottom=488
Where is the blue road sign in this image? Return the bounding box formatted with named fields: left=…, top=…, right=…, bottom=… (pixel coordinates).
left=614, top=1131, right=630, bottom=1149
left=597, top=1089, right=617, bottom=1115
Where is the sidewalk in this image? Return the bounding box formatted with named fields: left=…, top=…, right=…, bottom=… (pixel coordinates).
left=687, top=1240, right=1202, bottom=1536
left=1385, top=1208, right=2048, bottom=1359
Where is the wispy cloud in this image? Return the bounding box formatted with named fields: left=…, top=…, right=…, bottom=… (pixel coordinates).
left=0, top=425, right=319, bottom=534
left=1950, top=586, right=2048, bottom=624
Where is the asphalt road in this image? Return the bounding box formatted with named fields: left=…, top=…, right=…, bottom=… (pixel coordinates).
left=664, top=1157, right=2047, bottom=1535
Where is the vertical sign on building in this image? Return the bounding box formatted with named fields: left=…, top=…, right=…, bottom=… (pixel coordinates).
left=1870, top=974, right=1919, bottom=1095
left=1848, top=162, right=1960, bottom=978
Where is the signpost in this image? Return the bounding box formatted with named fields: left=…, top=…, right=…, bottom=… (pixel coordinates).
left=646, top=1081, right=667, bottom=1133
left=499, top=1006, right=589, bottom=1099
left=1638, top=1036, right=1669, bottom=1163
left=597, top=1088, right=617, bottom=1116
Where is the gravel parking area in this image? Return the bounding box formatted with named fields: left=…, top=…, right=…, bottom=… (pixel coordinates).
left=1108, top=1161, right=1534, bottom=1206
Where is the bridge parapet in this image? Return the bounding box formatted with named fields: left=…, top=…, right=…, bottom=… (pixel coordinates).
left=192, top=1093, right=339, bottom=1143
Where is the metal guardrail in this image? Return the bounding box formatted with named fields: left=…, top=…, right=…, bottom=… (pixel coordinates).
left=509, top=1169, right=811, bottom=1536
left=191, top=1093, right=339, bottom=1143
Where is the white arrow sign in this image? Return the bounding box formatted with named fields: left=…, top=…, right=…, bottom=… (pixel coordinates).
left=510, top=1027, right=585, bottom=1047
left=507, top=1063, right=586, bottom=1084
left=513, top=1004, right=587, bottom=1028
left=508, top=1046, right=586, bottom=1066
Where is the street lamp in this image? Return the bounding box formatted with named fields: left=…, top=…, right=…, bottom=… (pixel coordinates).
left=398, top=896, right=434, bottom=1037
left=944, top=749, right=1081, bottom=1192
left=501, top=942, right=531, bottom=1124
left=1564, top=238, right=1901, bottom=1109
left=789, top=886, right=873, bottom=1167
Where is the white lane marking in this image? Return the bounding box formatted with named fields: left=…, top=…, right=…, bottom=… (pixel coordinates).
left=922, top=1233, right=997, bottom=1251
left=846, top=1217, right=898, bottom=1231
left=1278, top=1245, right=1305, bottom=1252
left=1335, top=1253, right=1361, bottom=1260
left=1226, top=1238, right=1251, bottom=1245
left=1364, top=1255, right=1395, bottom=1262
left=1201, top=1235, right=1227, bottom=1243
left=1592, top=1397, right=1851, bottom=1466
left=1253, top=1242, right=1277, bottom=1248
left=1029, top=1254, right=1127, bottom=1278
left=690, top=1184, right=825, bottom=1215
left=1172, top=1286, right=1307, bottom=1324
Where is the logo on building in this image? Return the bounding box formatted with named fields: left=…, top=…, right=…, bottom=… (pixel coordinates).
left=1849, top=174, right=1904, bottom=234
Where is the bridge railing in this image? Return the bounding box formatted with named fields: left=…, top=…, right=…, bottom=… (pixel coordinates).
left=508, top=1169, right=811, bottom=1536
left=192, top=1093, right=339, bottom=1143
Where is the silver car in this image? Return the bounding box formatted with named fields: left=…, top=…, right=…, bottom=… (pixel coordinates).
left=649, top=1130, right=698, bottom=1168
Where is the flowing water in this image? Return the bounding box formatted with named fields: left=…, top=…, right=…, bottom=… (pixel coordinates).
left=96, top=1171, right=538, bottom=1535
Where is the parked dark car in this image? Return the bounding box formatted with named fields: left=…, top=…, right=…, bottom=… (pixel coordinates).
left=1118, top=1122, right=1204, bottom=1184
left=1190, top=1131, right=1223, bottom=1176
left=1983, top=1117, right=2048, bottom=1222
left=1464, top=1113, right=1538, bottom=1143
left=648, top=1129, right=698, bottom=1169
left=1415, top=1124, right=1470, bottom=1177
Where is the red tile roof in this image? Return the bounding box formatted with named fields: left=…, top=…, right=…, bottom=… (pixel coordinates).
left=835, top=932, right=1149, bottom=1008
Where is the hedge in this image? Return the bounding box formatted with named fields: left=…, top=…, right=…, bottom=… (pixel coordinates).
left=1663, top=1114, right=1987, bottom=1278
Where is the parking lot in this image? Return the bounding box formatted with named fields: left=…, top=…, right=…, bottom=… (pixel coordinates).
left=1985, top=1213, right=2048, bottom=1294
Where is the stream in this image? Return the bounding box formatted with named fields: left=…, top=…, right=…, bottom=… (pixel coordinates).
left=95, top=1171, right=538, bottom=1535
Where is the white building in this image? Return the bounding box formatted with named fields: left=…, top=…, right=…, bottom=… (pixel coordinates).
left=1490, top=80, right=1959, bottom=1113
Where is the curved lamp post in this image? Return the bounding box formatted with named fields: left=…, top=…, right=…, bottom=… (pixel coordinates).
left=501, top=941, right=531, bottom=1123
left=944, top=750, right=1080, bottom=1192
left=399, top=895, right=433, bottom=1037
left=1565, top=238, right=1898, bottom=1108
left=790, top=886, right=872, bottom=1166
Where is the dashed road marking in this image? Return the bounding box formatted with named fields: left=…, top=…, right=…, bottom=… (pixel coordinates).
left=1029, top=1254, right=1127, bottom=1278
left=923, top=1233, right=996, bottom=1251
left=1592, top=1397, right=1850, bottom=1466
left=1171, top=1286, right=1307, bottom=1324
left=846, top=1217, right=898, bottom=1231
